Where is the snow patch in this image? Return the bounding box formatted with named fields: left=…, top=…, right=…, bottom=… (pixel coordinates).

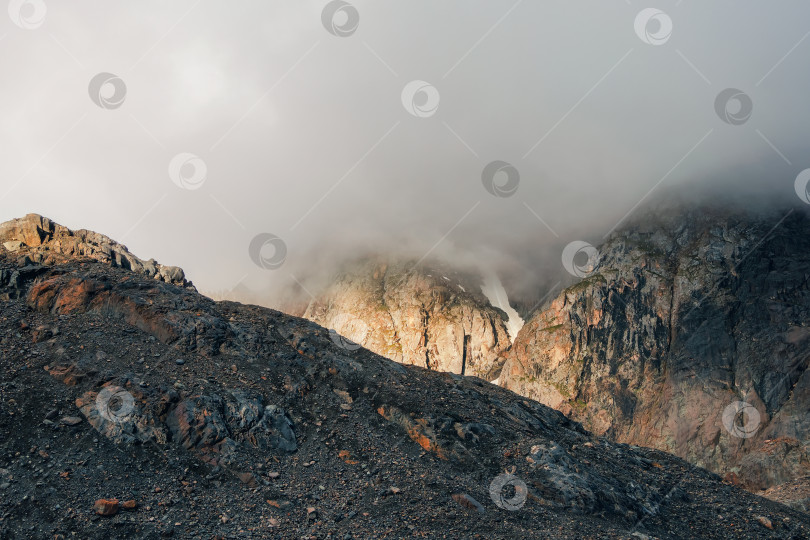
left=480, top=273, right=525, bottom=342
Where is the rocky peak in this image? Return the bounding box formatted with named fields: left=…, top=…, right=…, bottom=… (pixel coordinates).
left=0, top=213, right=192, bottom=289
left=500, top=206, right=810, bottom=505
left=302, top=257, right=512, bottom=380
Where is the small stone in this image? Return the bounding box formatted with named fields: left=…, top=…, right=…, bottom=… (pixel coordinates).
left=338, top=450, right=359, bottom=465
left=93, top=499, right=119, bottom=516
left=121, top=499, right=137, bottom=510
left=175, top=359, right=185, bottom=365
left=31, top=326, right=53, bottom=343
left=45, top=409, right=58, bottom=420
left=451, top=493, right=485, bottom=515
left=268, top=472, right=280, bottom=479
left=60, top=416, right=82, bottom=426
left=756, top=515, right=773, bottom=529
left=236, top=472, right=256, bottom=486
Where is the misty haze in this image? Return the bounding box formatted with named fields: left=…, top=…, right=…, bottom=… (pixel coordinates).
left=1, top=1, right=810, bottom=538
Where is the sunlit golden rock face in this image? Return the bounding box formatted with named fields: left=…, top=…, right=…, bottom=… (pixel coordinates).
left=304, top=257, right=511, bottom=380
left=0, top=213, right=191, bottom=288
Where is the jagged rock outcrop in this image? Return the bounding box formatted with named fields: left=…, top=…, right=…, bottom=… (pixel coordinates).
left=2, top=214, right=805, bottom=538
left=501, top=205, right=810, bottom=495
left=303, top=258, right=512, bottom=379
left=0, top=213, right=192, bottom=290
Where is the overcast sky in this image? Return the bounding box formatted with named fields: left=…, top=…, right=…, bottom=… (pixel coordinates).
left=2, top=1, right=809, bottom=302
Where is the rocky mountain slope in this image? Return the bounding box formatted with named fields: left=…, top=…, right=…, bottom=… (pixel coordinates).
left=500, top=205, right=810, bottom=507
left=302, top=258, right=512, bottom=380
left=1, top=214, right=807, bottom=538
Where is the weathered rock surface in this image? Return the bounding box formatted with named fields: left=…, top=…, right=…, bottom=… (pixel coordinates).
left=501, top=205, right=810, bottom=495
left=1, top=214, right=806, bottom=538
left=0, top=213, right=192, bottom=290
left=303, top=258, right=512, bottom=379
left=26, top=270, right=228, bottom=356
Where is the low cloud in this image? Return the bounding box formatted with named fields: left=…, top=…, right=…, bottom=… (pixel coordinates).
left=2, top=1, right=809, bottom=308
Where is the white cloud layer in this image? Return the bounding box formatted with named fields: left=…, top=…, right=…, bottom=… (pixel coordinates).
left=1, top=1, right=809, bottom=302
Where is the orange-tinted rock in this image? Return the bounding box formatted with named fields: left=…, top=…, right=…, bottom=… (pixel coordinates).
left=338, top=450, right=358, bottom=465
left=0, top=214, right=52, bottom=247
left=756, top=515, right=773, bottom=529
left=376, top=405, right=470, bottom=462
left=45, top=364, right=85, bottom=386
left=93, top=499, right=119, bottom=516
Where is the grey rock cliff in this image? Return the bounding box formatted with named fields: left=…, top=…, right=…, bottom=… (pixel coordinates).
left=500, top=206, right=810, bottom=494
